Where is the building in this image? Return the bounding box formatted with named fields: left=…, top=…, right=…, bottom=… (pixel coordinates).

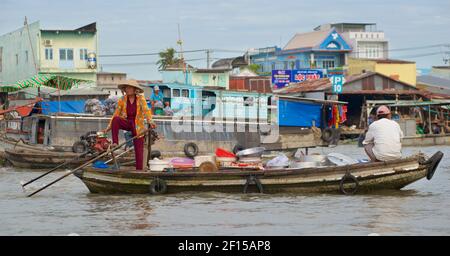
left=315, top=23, right=388, bottom=59
left=417, top=75, right=450, bottom=96
left=429, top=66, right=450, bottom=80
left=348, top=58, right=417, bottom=85
left=96, top=72, right=127, bottom=98
left=161, top=66, right=231, bottom=89
left=0, top=21, right=98, bottom=86
left=249, top=28, right=352, bottom=77
left=275, top=71, right=427, bottom=128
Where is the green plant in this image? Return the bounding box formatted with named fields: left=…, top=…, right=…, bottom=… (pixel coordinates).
left=156, top=48, right=181, bottom=70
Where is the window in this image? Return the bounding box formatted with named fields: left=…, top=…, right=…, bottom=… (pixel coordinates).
left=60, top=49, right=73, bottom=61
left=283, top=61, right=288, bottom=69
left=182, top=89, right=189, bottom=97
left=80, top=49, right=88, bottom=60
left=25, top=51, right=28, bottom=62
left=15, top=54, right=19, bottom=65
left=172, top=89, right=180, bottom=97
left=45, top=48, right=53, bottom=60
left=322, top=60, right=335, bottom=69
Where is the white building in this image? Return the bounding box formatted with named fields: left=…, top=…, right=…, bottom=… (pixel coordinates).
left=314, top=23, right=388, bottom=59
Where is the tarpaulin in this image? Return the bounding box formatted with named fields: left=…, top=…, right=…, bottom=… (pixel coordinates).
left=41, top=101, right=86, bottom=114
left=278, top=99, right=322, bottom=127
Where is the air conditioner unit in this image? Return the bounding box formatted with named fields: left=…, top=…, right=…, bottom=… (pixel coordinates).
left=44, top=40, right=52, bottom=46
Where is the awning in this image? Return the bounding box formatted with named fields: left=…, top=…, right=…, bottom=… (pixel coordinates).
left=0, top=74, right=92, bottom=93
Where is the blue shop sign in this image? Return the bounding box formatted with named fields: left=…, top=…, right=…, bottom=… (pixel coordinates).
left=292, top=69, right=323, bottom=83
left=272, top=70, right=292, bottom=89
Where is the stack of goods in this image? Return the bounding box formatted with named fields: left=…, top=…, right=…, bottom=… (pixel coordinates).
left=235, top=147, right=265, bottom=169
left=169, top=157, right=195, bottom=170
left=104, top=97, right=119, bottom=115
left=84, top=99, right=105, bottom=116
left=215, top=148, right=237, bottom=167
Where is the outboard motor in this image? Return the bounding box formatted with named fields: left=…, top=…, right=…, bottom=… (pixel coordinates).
left=72, top=131, right=111, bottom=154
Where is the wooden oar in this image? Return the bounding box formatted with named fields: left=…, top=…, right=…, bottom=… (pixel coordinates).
left=21, top=151, right=91, bottom=188
left=104, top=147, right=133, bottom=164
left=27, top=128, right=149, bottom=197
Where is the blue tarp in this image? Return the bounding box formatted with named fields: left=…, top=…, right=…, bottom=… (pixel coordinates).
left=40, top=100, right=153, bottom=114
left=41, top=101, right=86, bottom=114
left=278, top=99, right=322, bottom=127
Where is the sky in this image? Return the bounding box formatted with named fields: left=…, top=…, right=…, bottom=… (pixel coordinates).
left=1, top=0, right=450, bottom=80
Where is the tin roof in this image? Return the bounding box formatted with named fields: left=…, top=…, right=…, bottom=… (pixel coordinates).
left=274, top=71, right=419, bottom=94
left=284, top=30, right=332, bottom=50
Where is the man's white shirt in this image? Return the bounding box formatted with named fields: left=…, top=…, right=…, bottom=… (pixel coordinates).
left=363, top=118, right=404, bottom=161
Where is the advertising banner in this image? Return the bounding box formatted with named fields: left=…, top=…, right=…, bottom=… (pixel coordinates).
left=271, top=70, right=292, bottom=89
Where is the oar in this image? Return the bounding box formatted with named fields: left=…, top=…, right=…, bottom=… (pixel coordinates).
left=104, top=147, right=134, bottom=164
left=27, top=128, right=149, bottom=197
left=21, top=151, right=91, bottom=188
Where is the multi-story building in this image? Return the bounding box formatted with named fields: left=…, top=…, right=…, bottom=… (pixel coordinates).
left=0, top=21, right=98, bottom=86
left=96, top=72, right=127, bottom=98
left=314, top=23, right=388, bottom=59
left=248, top=28, right=352, bottom=88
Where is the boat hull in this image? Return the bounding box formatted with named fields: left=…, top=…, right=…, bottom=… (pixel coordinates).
left=75, top=156, right=435, bottom=195
left=4, top=149, right=134, bottom=169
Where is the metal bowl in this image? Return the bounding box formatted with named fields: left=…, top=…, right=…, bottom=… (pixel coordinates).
left=236, top=147, right=266, bottom=157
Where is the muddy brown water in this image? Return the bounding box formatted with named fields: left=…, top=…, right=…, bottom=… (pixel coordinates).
left=0, top=144, right=449, bottom=235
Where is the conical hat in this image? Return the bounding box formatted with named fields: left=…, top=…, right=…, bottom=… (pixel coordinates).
left=117, top=80, right=144, bottom=94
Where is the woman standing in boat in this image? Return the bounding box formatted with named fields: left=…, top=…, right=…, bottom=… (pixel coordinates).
left=103, top=80, right=153, bottom=171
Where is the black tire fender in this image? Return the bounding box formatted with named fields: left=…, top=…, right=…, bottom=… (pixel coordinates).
left=184, top=142, right=199, bottom=158
left=424, top=151, right=444, bottom=180
left=321, top=128, right=334, bottom=143
left=150, top=150, right=162, bottom=159
left=339, top=173, right=359, bottom=195
left=243, top=175, right=264, bottom=194
left=149, top=178, right=168, bottom=195
left=72, top=140, right=88, bottom=153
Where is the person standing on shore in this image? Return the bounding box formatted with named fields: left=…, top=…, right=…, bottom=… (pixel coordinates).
left=363, top=105, right=404, bottom=162
left=103, top=80, right=153, bottom=171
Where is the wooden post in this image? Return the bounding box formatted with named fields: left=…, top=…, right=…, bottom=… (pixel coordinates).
left=146, top=128, right=152, bottom=170
left=428, top=104, right=432, bottom=135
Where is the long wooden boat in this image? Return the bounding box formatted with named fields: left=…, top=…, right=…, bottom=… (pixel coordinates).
left=4, top=148, right=134, bottom=169
left=74, top=151, right=443, bottom=195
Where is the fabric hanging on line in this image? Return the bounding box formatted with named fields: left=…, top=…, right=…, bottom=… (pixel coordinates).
left=339, top=105, right=348, bottom=124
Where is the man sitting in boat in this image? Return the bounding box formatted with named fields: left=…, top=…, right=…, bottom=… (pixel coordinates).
left=103, top=80, right=153, bottom=171
left=363, top=105, right=404, bottom=162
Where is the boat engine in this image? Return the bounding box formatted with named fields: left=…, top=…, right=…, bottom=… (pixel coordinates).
left=72, top=131, right=111, bottom=154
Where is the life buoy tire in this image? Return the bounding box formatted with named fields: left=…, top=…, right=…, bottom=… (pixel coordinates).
left=339, top=173, right=359, bottom=195
left=321, top=128, right=334, bottom=143
left=233, top=144, right=245, bottom=155
left=425, top=151, right=444, bottom=180
left=149, top=178, right=168, bottom=195
left=184, top=143, right=199, bottom=158
left=72, top=141, right=88, bottom=153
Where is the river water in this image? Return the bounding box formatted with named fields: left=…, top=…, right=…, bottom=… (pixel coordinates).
left=0, top=144, right=449, bottom=236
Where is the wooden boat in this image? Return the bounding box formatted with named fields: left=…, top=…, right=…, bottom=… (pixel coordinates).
left=74, top=151, right=443, bottom=195
left=4, top=148, right=135, bottom=169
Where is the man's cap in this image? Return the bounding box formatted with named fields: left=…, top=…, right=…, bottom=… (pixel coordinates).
left=377, top=105, right=391, bottom=115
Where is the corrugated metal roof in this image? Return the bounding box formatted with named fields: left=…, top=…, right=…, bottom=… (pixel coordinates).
left=417, top=75, right=450, bottom=88
left=283, top=30, right=331, bottom=50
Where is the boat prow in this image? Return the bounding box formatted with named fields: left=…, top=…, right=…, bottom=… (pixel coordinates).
left=74, top=151, right=444, bottom=195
